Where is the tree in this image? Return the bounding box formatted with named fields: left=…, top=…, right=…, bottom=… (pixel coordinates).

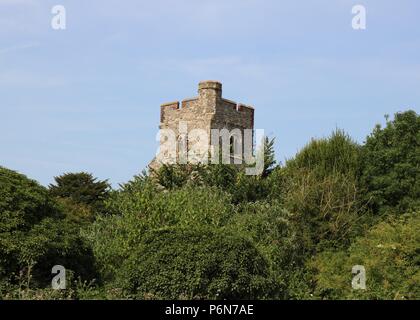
left=262, top=136, right=277, bottom=178
left=0, top=167, right=57, bottom=230
left=273, top=130, right=366, bottom=253
left=49, top=172, right=111, bottom=215
left=286, top=129, right=361, bottom=178
left=0, top=167, right=97, bottom=293
left=360, top=110, right=420, bottom=215
left=0, top=166, right=58, bottom=288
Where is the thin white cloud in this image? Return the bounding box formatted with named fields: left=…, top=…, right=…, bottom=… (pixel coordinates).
left=0, top=41, right=40, bottom=55
left=0, top=0, right=38, bottom=6
left=0, top=69, right=67, bottom=87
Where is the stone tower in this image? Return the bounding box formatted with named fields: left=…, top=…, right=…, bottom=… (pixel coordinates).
left=150, top=81, right=254, bottom=170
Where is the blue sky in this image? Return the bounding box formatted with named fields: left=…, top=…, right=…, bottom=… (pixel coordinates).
left=1, top=0, right=419, bottom=187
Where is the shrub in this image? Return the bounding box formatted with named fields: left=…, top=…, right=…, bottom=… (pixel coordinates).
left=310, top=213, right=420, bottom=299
left=227, top=201, right=303, bottom=298
left=116, top=226, right=275, bottom=299
left=231, top=172, right=271, bottom=204
left=283, top=169, right=365, bottom=252
left=88, top=184, right=235, bottom=281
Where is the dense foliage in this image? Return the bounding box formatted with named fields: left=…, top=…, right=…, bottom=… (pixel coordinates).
left=0, top=168, right=97, bottom=298
left=117, top=226, right=275, bottom=299
left=360, top=111, right=420, bottom=215
left=49, top=172, right=110, bottom=216
left=0, top=110, right=418, bottom=300
left=310, top=213, right=419, bottom=299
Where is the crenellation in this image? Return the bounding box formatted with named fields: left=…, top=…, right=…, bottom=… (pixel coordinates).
left=220, top=98, right=237, bottom=111
left=181, top=97, right=198, bottom=109
left=161, top=101, right=180, bottom=109
left=160, top=101, right=180, bottom=123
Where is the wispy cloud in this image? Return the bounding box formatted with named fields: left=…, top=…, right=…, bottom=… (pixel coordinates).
left=0, top=69, right=67, bottom=87
left=0, top=0, right=38, bottom=6
left=0, top=41, right=40, bottom=55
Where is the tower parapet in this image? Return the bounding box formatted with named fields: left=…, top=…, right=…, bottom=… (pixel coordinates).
left=153, top=81, right=255, bottom=169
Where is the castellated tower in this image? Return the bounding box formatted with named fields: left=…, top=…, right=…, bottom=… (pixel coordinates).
left=150, top=81, right=254, bottom=170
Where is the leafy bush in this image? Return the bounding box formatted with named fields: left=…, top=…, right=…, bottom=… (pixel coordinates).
left=310, top=213, right=420, bottom=299
left=283, top=169, right=365, bottom=251
left=227, top=201, right=303, bottom=298
left=230, top=172, right=271, bottom=204
left=88, top=184, right=235, bottom=281
left=116, top=226, right=275, bottom=299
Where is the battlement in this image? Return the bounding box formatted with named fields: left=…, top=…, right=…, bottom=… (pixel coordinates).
left=221, top=99, right=254, bottom=112
left=160, top=101, right=179, bottom=123
left=160, top=99, right=253, bottom=112
left=160, top=81, right=253, bottom=126
left=160, top=99, right=253, bottom=115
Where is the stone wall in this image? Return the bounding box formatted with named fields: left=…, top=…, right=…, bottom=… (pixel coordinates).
left=152, top=81, right=254, bottom=168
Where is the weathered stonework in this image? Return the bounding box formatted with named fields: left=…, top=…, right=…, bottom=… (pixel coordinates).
left=150, top=81, right=254, bottom=170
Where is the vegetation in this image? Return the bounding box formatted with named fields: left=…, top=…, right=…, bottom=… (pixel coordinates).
left=117, top=226, right=275, bottom=299
left=310, top=213, right=419, bottom=299
left=0, top=110, right=418, bottom=300
left=360, top=110, right=420, bottom=215
left=49, top=172, right=111, bottom=216
left=0, top=168, right=97, bottom=298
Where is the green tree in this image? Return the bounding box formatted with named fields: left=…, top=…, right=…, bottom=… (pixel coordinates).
left=0, top=167, right=97, bottom=293
left=262, top=136, right=277, bottom=178
left=360, top=110, right=420, bottom=214
left=286, top=129, right=361, bottom=178
left=0, top=166, right=57, bottom=230
left=49, top=172, right=111, bottom=215
left=273, top=130, right=366, bottom=253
